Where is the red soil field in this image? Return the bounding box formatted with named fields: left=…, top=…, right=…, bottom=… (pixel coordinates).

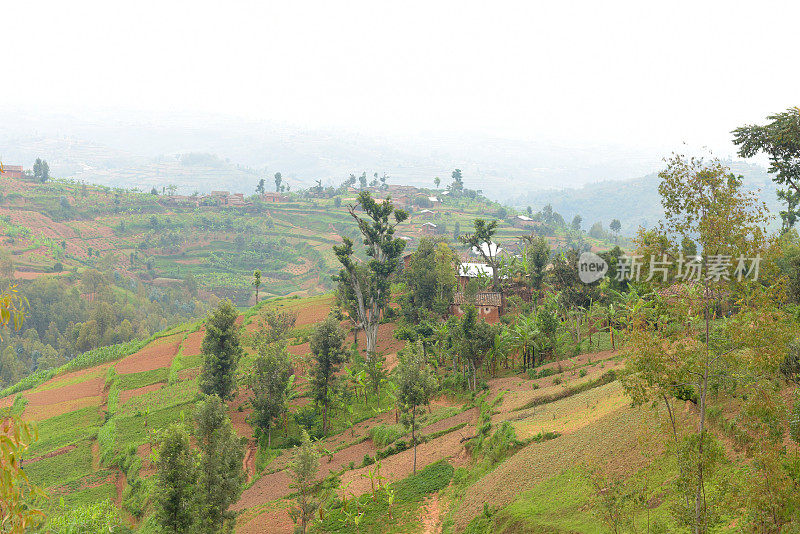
left=116, top=334, right=183, bottom=374
left=181, top=329, right=205, bottom=357
left=23, top=395, right=101, bottom=421
left=24, top=377, right=105, bottom=408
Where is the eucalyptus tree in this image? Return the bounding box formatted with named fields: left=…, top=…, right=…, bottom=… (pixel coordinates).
left=334, top=191, right=408, bottom=356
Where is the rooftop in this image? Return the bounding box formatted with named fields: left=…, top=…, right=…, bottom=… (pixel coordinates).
left=452, top=291, right=502, bottom=306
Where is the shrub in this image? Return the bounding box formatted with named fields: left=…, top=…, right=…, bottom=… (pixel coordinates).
left=369, top=423, right=406, bottom=448
left=579, top=368, right=587, bottom=378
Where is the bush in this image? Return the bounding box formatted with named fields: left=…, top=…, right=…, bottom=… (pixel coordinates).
left=369, top=423, right=406, bottom=448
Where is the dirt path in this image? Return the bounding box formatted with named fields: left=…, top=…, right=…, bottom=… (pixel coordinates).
left=26, top=444, right=78, bottom=464
left=243, top=442, right=257, bottom=484
left=114, top=472, right=127, bottom=506
left=421, top=493, right=442, bottom=534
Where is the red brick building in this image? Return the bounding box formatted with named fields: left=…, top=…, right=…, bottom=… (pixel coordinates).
left=449, top=291, right=503, bottom=323
left=261, top=192, right=285, bottom=203
left=1, top=165, right=24, bottom=179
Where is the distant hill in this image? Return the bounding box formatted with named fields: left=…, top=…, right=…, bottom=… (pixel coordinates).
left=509, top=160, right=783, bottom=236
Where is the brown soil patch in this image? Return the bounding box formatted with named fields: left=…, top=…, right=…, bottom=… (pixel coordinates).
left=116, top=334, right=183, bottom=374
left=228, top=389, right=254, bottom=440
left=236, top=504, right=295, bottom=534
left=23, top=395, right=102, bottom=420
left=421, top=493, right=442, bottom=534
left=339, top=424, right=474, bottom=498
left=181, top=329, right=205, bottom=357
left=119, top=383, right=165, bottom=404
left=24, top=377, right=105, bottom=408
left=243, top=442, right=257, bottom=484
left=287, top=342, right=310, bottom=356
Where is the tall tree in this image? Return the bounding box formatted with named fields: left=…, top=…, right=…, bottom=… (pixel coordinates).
left=624, top=155, right=772, bottom=533
left=274, top=172, right=282, bottom=192
left=571, top=214, right=583, bottom=231
left=310, top=315, right=346, bottom=433
left=153, top=423, right=197, bottom=533
left=396, top=341, right=438, bottom=474
left=199, top=300, right=243, bottom=400
left=434, top=176, right=441, bottom=188
left=256, top=178, right=265, bottom=194
left=288, top=430, right=320, bottom=534
left=460, top=219, right=501, bottom=289
left=333, top=191, right=408, bottom=355
left=518, top=235, right=550, bottom=292
left=403, top=238, right=457, bottom=317
left=249, top=343, right=292, bottom=447
left=733, top=107, right=800, bottom=230
left=192, top=395, right=245, bottom=534
left=450, top=168, right=464, bottom=194
left=252, top=270, right=262, bottom=304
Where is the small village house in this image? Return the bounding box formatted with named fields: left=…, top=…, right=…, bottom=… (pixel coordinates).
left=1, top=165, right=24, bottom=179
left=450, top=291, right=504, bottom=323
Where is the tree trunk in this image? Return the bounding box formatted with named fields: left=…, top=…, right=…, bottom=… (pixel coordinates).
left=412, top=406, right=417, bottom=475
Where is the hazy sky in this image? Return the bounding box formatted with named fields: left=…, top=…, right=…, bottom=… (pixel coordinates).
left=3, top=0, right=799, bottom=156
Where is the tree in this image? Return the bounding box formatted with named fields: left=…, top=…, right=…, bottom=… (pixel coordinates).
left=623, top=155, right=774, bottom=533
left=571, top=214, right=583, bottom=231
left=249, top=343, right=292, bottom=447
left=609, top=218, right=621, bottom=235
left=153, top=423, right=197, bottom=533
left=193, top=395, right=245, bottom=533
left=32, top=158, right=49, bottom=183
left=0, top=415, right=47, bottom=532
left=288, top=430, right=320, bottom=534
left=256, top=178, right=266, bottom=195
left=518, top=235, right=550, bottom=292
left=358, top=172, right=367, bottom=190
left=456, top=306, right=496, bottom=388
left=310, top=315, right=346, bottom=434
left=403, top=238, right=458, bottom=317
left=434, top=176, right=441, bottom=188
left=253, top=270, right=262, bottom=304
left=460, top=219, right=501, bottom=289
left=733, top=107, right=800, bottom=230
left=333, top=191, right=408, bottom=355
left=274, top=172, right=282, bottom=192
left=450, top=169, right=464, bottom=194
left=199, top=300, right=243, bottom=400
left=396, top=341, right=438, bottom=474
